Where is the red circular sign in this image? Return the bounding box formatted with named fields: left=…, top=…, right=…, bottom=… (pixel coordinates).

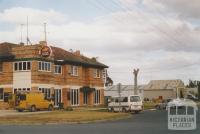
left=40, top=46, right=51, bottom=57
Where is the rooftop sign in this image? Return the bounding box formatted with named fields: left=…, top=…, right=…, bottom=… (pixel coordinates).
left=40, top=45, right=51, bottom=57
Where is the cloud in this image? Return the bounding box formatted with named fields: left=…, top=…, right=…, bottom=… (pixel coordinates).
left=0, top=7, right=68, bottom=25
left=143, top=0, right=200, bottom=20
left=0, top=5, right=200, bottom=84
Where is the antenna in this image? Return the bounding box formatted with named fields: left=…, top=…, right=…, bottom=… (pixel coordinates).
left=20, top=24, right=24, bottom=43
left=26, top=16, right=29, bottom=45
left=26, top=16, right=32, bottom=45
left=44, top=23, right=47, bottom=42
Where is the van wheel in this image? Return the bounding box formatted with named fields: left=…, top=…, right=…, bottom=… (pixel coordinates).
left=17, top=109, right=23, bottom=112
left=30, top=105, right=36, bottom=112
left=122, top=108, right=127, bottom=113
left=48, top=104, right=53, bottom=111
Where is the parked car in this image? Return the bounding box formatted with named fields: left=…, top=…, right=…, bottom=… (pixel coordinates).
left=186, top=94, right=198, bottom=101
left=155, top=99, right=172, bottom=110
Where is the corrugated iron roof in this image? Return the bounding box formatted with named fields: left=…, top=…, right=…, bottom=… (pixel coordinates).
left=144, top=80, right=184, bottom=90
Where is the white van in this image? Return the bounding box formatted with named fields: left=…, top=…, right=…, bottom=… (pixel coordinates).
left=108, top=95, right=143, bottom=113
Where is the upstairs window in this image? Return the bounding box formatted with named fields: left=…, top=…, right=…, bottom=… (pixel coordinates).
left=54, top=65, right=62, bottom=74
left=39, top=61, right=51, bottom=72
left=94, top=69, right=101, bottom=78
left=70, top=65, right=78, bottom=76
left=14, top=61, right=31, bottom=71
left=0, top=62, right=3, bottom=72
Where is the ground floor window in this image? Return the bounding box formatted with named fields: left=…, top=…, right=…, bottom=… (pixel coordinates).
left=94, top=89, right=101, bottom=105
left=0, top=88, right=3, bottom=100
left=14, top=88, right=31, bottom=93
left=54, top=89, right=62, bottom=106
left=70, top=89, right=79, bottom=106
left=38, top=88, right=51, bottom=99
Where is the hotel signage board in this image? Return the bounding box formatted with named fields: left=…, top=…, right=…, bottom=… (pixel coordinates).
left=40, top=46, right=51, bottom=57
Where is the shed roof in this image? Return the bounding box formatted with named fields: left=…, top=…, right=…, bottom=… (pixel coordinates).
left=144, top=80, right=184, bottom=90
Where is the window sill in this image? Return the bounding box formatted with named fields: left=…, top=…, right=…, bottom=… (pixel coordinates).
left=54, top=73, right=62, bottom=75
left=38, top=70, right=52, bottom=73
left=14, top=70, right=31, bottom=72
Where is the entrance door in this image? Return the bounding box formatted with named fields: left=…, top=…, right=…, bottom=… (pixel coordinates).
left=83, top=92, right=88, bottom=105
left=54, top=89, right=62, bottom=107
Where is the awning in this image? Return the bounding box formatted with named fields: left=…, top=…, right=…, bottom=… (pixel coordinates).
left=80, top=86, right=95, bottom=93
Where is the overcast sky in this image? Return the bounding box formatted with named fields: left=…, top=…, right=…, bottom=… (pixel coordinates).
left=0, top=0, right=200, bottom=85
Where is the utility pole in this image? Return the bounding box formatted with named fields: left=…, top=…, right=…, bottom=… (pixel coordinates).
left=197, top=81, right=200, bottom=101
left=133, top=68, right=139, bottom=95
left=117, top=83, right=122, bottom=112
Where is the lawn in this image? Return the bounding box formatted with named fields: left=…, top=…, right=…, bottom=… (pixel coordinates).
left=143, top=102, right=157, bottom=110
left=0, top=110, right=131, bottom=125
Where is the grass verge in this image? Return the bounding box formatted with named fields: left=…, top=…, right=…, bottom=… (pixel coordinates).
left=143, top=102, right=157, bottom=110
left=0, top=110, right=131, bottom=125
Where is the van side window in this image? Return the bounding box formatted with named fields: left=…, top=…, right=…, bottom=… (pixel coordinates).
left=122, top=97, right=128, bottom=102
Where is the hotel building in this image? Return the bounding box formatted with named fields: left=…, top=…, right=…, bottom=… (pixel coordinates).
left=0, top=41, right=108, bottom=109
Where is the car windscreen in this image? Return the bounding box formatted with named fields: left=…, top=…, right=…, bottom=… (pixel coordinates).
left=130, top=96, right=140, bottom=102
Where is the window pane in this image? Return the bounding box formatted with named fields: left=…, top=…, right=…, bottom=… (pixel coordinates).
left=19, top=62, right=22, bottom=70
left=14, top=62, right=18, bottom=71
left=48, top=63, right=51, bottom=71
left=39, top=62, right=41, bottom=70
left=23, top=62, right=26, bottom=70
left=0, top=88, right=3, bottom=99
left=42, top=62, right=45, bottom=70
left=58, top=66, right=61, bottom=73
left=187, top=106, right=194, bottom=115
left=45, top=63, right=48, bottom=71
left=27, top=62, right=31, bottom=70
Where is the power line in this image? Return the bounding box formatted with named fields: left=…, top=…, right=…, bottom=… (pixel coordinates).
left=107, top=0, right=191, bottom=50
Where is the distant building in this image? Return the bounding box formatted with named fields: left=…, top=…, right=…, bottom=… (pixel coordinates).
left=104, top=85, right=145, bottom=105
left=0, top=41, right=108, bottom=109
left=144, top=79, right=185, bottom=100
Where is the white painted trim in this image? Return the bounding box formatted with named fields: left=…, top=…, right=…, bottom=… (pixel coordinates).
left=93, top=86, right=104, bottom=90
left=0, top=84, right=13, bottom=88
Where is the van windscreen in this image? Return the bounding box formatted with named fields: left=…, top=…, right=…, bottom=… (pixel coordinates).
left=130, top=96, right=140, bottom=102
left=19, top=94, right=26, bottom=100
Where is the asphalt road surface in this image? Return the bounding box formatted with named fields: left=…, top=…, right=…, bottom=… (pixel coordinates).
left=0, top=109, right=199, bottom=134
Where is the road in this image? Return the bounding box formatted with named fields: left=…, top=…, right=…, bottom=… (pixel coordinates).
left=0, top=110, right=199, bottom=134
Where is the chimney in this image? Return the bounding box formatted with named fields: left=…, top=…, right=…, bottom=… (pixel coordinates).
left=39, top=41, right=47, bottom=46
left=74, top=50, right=80, bottom=56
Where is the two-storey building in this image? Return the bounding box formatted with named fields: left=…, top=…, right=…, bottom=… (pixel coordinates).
left=0, top=41, right=108, bottom=109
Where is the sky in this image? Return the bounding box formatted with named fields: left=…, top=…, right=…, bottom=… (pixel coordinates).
left=0, top=0, right=200, bottom=85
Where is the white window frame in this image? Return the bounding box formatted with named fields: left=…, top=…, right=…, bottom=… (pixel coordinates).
left=94, top=89, right=101, bottom=105
left=70, top=89, right=79, bottom=106
left=54, top=65, right=62, bottom=74
left=38, top=61, right=51, bottom=72
left=94, top=69, right=101, bottom=78
left=14, top=61, right=31, bottom=72
left=38, top=88, right=51, bottom=99
left=13, top=88, right=31, bottom=93
left=70, top=66, right=78, bottom=76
